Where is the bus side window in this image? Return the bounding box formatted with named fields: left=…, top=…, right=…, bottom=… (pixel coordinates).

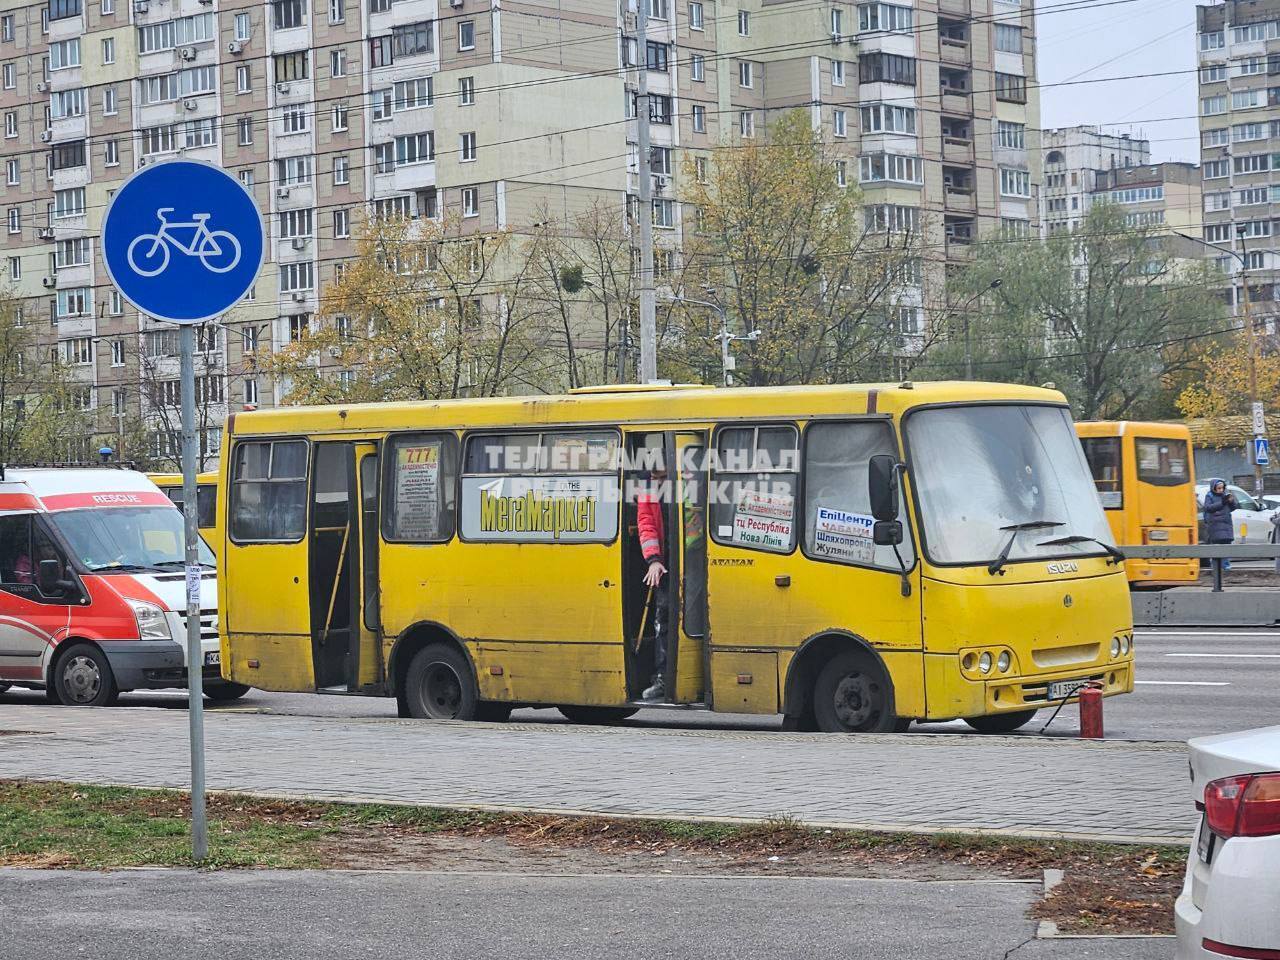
left=709, top=424, right=799, bottom=554
left=802, top=421, right=915, bottom=570
left=230, top=439, right=309, bottom=542
left=382, top=433, right=459, bottom=542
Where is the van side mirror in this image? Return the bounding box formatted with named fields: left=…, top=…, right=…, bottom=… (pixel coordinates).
left=37, top=559, right=63, bottom=595
left=868, top=455, right=901, bottom=522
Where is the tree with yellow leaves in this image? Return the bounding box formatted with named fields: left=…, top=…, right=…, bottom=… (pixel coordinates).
left=1176, top=336, right=1280, bottom=420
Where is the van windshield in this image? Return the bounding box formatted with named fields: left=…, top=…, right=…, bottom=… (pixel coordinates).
left=50, top=506, right=215, bottom=573
left=906, top=404, right=1116, bottom=566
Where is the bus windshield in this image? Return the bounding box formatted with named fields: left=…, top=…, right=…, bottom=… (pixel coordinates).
left=907, top=405, right=1116, bottom=566
left=50, top=506, right=215, bottom=573
left=1134, top=437, right=1190, bottom=486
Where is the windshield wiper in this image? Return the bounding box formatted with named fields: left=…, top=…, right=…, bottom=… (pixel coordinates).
left=1037, top=534, right=1124, bottom=565
left=151, top=560, right=215, bottom=570
left=987, top=520, right=1065, bottom=576
left=89, top=563, right=156, bottom=573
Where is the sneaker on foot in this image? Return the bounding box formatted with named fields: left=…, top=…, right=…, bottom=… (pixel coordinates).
left=641, top=678, right=665, bottom=702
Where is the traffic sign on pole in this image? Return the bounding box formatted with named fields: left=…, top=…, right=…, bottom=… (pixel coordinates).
left=101, top=160, right=264, bottom=862
left=1255, top=437, right=1271, bottom=466
left=1254, top=402, right=1267, bottom=437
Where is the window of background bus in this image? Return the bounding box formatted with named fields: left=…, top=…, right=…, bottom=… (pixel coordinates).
left=1081, top=437, right=1123, bottom=509
left=710, top=424, right=799, bottom=554
left=802, top=421, right=915, bottom=569
left=1134, top=437, right=1190, bottom=487
left=230, top=439, right=308, bottom=542
left=382, top=434, right=459, bottom=542
left=164, top=484, right=218, bottom=529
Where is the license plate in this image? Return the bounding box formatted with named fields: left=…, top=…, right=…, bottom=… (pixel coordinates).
left=1197, top=814, right=1216, bottom=864
left=1047, top=678, right=1089, bottom=701
left=204, top=651, right=220, bottom=666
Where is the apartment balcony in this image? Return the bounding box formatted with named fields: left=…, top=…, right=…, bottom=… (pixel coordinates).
left=944, top=185, right=976, bottom=213
left=940, top=37, right=971, bottom=65
left=938, top=0, right=972, bottom=15
left=940, top=88, right=971, bottom=116
left=942, top=136, right=974, bottom=163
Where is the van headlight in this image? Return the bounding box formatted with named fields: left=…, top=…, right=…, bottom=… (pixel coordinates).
left=997, top=651, right=1011, bottom=673
left=978, top=652, right=993, bottom=674
left=128, top=599, right=172, bottom=641
left=1110, top=637, right=1121, bottom=658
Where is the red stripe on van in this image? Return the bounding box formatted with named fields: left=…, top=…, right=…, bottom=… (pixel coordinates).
left=39, top=491, right=174, bottom=511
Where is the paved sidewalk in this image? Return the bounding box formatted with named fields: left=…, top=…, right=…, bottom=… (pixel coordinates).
left=0, top=705, right=1193, bottom=843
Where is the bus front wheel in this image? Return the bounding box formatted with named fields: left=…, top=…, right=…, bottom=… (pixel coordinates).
left=404, top=643, right=478, bottom=721
left=812, top=651, right=897, bottom=734
left=557, top=705, right=639, bottom=725
left=964, top=710, right=1037, bottom=734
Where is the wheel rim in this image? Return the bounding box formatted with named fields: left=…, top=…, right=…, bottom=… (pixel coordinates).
left=420, top=662, right=463, bottom=719
left=62, top=655, right=102, bottom=704
left=831, top=670, right=884, bottom=730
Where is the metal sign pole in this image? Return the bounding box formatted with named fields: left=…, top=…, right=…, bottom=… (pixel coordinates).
left=180, top=323, right=207, bottom=861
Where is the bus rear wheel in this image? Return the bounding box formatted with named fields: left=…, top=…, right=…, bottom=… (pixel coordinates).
left=404, top=643, right=478, bottom=721
left=812, top=650, right=897, bottom=734
left=557, top=706, right=639, bottom=725
left=964, top=710, right=1037, bottom=734
left=204, top=681, right=252, bottom=702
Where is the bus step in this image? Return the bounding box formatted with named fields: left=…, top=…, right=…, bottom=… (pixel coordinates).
left=624, top=700, right=710, bottom=711
left=315, top=685, right=364, bottom=696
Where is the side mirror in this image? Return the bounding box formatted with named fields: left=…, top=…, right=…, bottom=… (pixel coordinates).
left=37, top=559, right=62, bottom=595
left=873, top=520, right=903, bottom=546
left=868, top=455, right=901, bottom=522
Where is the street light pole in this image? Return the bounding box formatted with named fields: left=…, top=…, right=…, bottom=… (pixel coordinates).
left=635, top=0, right=657, bottom=383
left=961, top=278, right=1002, bottom=380
left=666, top=293, right=758, bottom=386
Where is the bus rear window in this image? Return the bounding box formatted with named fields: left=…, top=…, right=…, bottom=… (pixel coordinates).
left=1135, top=438, right=1190, bottom=486
left=1080, top=436, right=1122, bottom=508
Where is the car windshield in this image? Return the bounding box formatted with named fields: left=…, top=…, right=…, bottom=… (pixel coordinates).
left=906, top=404, right=1116, bottom=566
left=49, top=506, right=215, bottom=573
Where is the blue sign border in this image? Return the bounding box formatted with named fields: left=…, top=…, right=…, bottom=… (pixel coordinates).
left=99, top=157, right=266, bottom=326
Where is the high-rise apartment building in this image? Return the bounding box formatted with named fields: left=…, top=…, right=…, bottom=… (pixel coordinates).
left=1197, top=0, right=1280, bottom=328
left=1040, top=126, right=1151, bottom=233
left=0, top=0, right=1039, bottom=464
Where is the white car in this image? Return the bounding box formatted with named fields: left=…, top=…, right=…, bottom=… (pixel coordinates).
left=1195, top=483, right=1276, bottom=544
left=1175, top=725, right=1280, bottom=959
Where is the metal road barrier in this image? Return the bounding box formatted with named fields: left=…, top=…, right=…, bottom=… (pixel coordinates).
left=1121, top=544, right=1280, bottom=626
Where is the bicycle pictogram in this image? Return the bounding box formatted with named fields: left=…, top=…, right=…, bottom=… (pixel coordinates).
left=126, top=207, right=243, bottom=277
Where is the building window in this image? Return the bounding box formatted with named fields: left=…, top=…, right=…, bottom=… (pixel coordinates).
left=396, top=131, right=434, bottom=165
left=104, top=139, right=119, bottom=165
left=50, top=38, right=80, bottom=70
left=458, top=20, right=475, bottom=50
left=5, top=208, right=17, bottom=234
left=462, top=186, right=479, bottom=217
left=1201, top=95, right=1226, bottom=116
left=110, top=290, right=124, bottom=315
left=994, top=23, right=1023, bottom=54
left=859, top=152, right=923, bottom=185
left=332, top=102, right=348, bottom=131
left=996, top=120, right=1025, bottom=149
left=273, top=51, right=310, bottom=82
left=459, top=76, right=475, bottom=105
left=835, top=159, right=847, bottom=187
left=56, top=287, right=90, bottom=319
left=738, top=60, right=752, bottom=87
left=739, top=111, right=754, bottom=138
left=110, top=338, right=125, bottom=366
left=277, top=155, right=314, bottom=185
left=103, top=86, right=117, bottom=114
left=244, top=378, right=259, bottom=405
left=374, top=142, right=395, bottom=173
left=858, top=2, right=912, bottom=33
left=2, top=111, right=13, bottom=138
left=690, top=53, right=704, bottom=82
left=4, top=158, right=15, bottom=185
left=833, top=109, right=847, bottom=137
left=999, top=167, right=1030, bottom=197
left=738, top=9, right=749, bottom=34
left=1203, top=159, right=1228, bottom=179
left=237, top=116, right=253, bottom=145
left=460, top=131, right=476, bottom=161
left=235, top=12, right=251, bottom=40
left=648, top=41, right=669, bottom=72
left=652, top=198, right=674, bottom=228
left=692, top=104, right=706, bottom=133
left=995, top=72, right=1027, bottom=104
left=860, top=103, right=916, bottom=134
left=55, top=237, right=89, bottom=268
left=392, top=19, right=434, bottom=58
left=689, top=1, right=703, bottom=30
left=281, top=105, right=309, bottom=134
left=237, top=64, right=251, bottom=92
left=329, top=0, right=344, bottom=23
left=0, top=16, right=12, bottom=41
left=333, top=209, right=350, bottom=238
left=239, top=168, right=255, bottom=189
left=394, top=77, right=432, bottom=110
left=1201, top=64, right=1226, bottom=83
left=185, top=117, right=218, bottom=148
left=280, top=262, right=314, bottom=293
left=330, top=48, right=346, bottom=77
left=1, top=63, right=13, bottom=89
left=858, top=51, right=915, bottom=85
left=272, top=0, right=305, bottom=30
left=54, top=187, right=86, bottom=218
left=832, top=60, right=845, bottom=86
left=101, top=36, right=114, bottom=64
left=5, top=256, right=18, bottom=280
left=278, top=207, right=313, bottom=239
left=333, top=154, right=349, bottom=185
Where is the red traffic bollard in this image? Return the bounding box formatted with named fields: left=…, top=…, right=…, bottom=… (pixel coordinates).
left=1078, top=682, right=1105, bottom=739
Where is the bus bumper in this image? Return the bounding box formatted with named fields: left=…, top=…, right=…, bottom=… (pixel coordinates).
left=924, top=654, right=1134, bottom=719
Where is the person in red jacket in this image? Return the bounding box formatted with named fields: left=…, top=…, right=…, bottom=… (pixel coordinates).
left=637, top=469, right=668, bottom=702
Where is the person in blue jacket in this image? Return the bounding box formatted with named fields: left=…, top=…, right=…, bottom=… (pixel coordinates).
left=1203, top=479, right=1238, bottom=570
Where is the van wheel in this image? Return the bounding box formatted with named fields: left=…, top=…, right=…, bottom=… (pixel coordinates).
left=812, top=650, right=897, bottom=733
left=54, top=644, right=119, bottom=707
left=964, top=710, right=1037, bottom=734
left=558, top=706, right=639, bottom=725
left=204, top=681, right=252, bottom=701
left=404, top=644, right=477, bottom=720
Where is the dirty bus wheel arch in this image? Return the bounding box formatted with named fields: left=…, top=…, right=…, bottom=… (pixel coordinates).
left=390, top=621, right=481, bottom=719
left=783, top=629, right=899, bottom=732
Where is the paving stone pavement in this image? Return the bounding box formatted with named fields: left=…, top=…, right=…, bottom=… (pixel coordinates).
left=0, top=705, right=1195, bottom=843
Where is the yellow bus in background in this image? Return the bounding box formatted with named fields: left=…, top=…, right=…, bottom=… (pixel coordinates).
left=1076, top=422, right=1199, bottom=587
left=217, top=382, right=1134, bottom=735
left=149, top=472, right=221, bottom=566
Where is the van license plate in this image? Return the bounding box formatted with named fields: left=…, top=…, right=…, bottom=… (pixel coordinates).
left=1047, top=678, right=1088, bottom=701
left=204, top=652, right=220, bottom=666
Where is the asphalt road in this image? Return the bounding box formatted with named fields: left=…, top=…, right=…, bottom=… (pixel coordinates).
left=0, top=869, right=1171, bottom=960
left=2, top=628, right=1275, bottom=743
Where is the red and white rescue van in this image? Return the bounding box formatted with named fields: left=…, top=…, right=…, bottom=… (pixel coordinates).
left=0, top=466, right=247, bottom=705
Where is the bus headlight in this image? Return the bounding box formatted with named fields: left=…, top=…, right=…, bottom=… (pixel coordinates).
left=1120, top=635, right=1131, bottom=655
left=978, top=652, right=993, bottom=674
left=997, top=651, right=1011, bottom=673
left=128, top=599, right=172, bottom=641
left=1110, top=637, right=1121, bottom=658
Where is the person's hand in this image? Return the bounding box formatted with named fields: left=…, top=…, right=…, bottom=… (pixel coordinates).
left=643, top=560, right=667, bottom=587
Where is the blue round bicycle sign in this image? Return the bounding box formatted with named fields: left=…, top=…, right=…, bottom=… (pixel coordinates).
left=101, top=159, right=265, bottom=325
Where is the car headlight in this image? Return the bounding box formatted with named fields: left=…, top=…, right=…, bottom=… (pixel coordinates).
left=128, top=599, right=172, bottom=641
left=978, top=652, right=993, bottom=674
left=997, top=651, right=1011, bottom=673
left=1110, top=637, right=1121, bottom=658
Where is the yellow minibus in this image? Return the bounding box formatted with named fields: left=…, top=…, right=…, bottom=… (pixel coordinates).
left=218, top=382, right=1134, bottom=734
left=149, top=472, right=221, bottom=566
left=1076, top=422, right=1199, bottom=587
